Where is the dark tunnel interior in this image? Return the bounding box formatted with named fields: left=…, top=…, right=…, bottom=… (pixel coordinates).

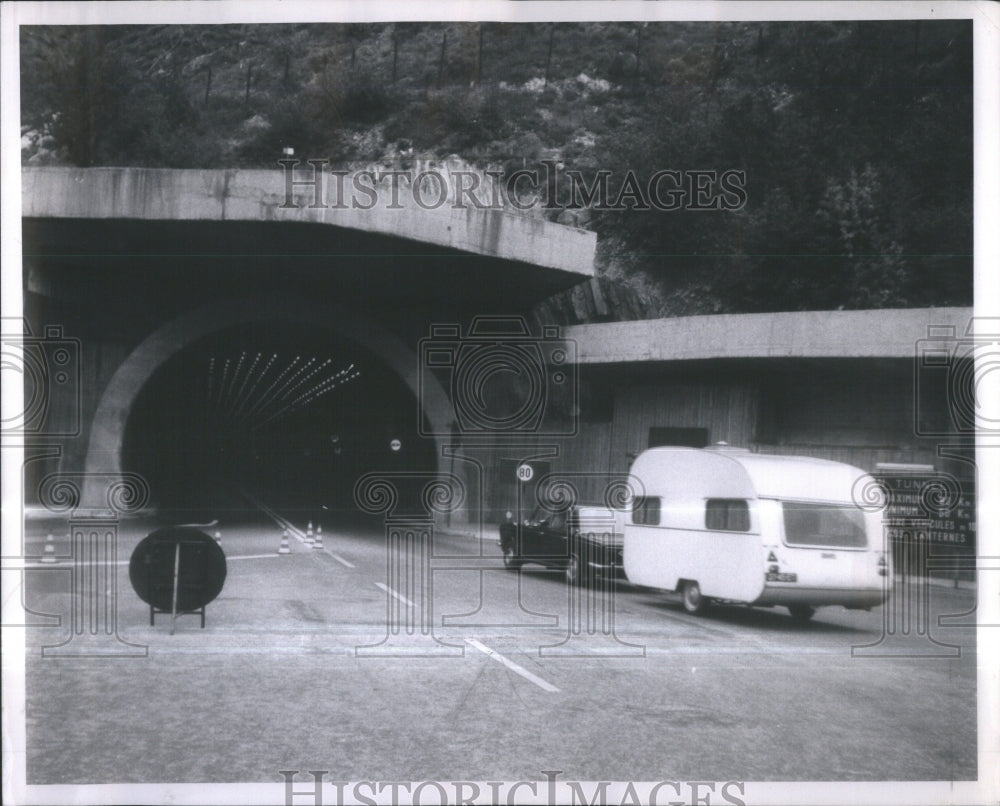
left=121, top=322, right=438, bottom=526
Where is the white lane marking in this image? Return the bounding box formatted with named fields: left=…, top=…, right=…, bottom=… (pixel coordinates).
left=20, top=553, right=285, bottom=569
left=259, top=506, right=308, bottom=542
left=328, top=552, right=355, bottom=568
left=284, top=525, right=307, bottom=541
left=241, top=491, right=309, bottom=543
left=249, top=497, right=359, bottom=569
left=375, top=582, right=415, bottom=608
left=465, top=638, right=560, bottom=693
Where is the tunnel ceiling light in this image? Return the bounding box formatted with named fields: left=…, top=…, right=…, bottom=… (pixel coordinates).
left=204, top=349, right=361, bottom=432
left=235, top=352, right=280, bottom=419
left=277, top=357, right=333, bottom=403
left=239, top=355, right=302, bottom=424
left=206, top=356, right=216, bottom=404
left=229, top=351, right=263, bottom=418
left=214, top=358, right=232, bottom=412
left=251, top=363, right=361, bottom=431
left=221, top=351, right=250, bottom=416
left=232, top=352, right=276, bottom=420
left=262, top=357, right=319, bottom=413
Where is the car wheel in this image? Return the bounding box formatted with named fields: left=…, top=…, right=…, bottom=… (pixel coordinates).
left=788, top=605, right=815, bottom=622
left=502, top=545, right=521, bottom=571
left=681, top=580, right=707, bottom=615
left=565, top=552, right=584, bottom=586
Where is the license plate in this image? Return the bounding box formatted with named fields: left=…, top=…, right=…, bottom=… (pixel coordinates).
left=766, top=572, right=798, bottom=582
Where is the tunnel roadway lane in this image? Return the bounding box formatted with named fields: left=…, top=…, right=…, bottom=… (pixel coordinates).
left=21, top=508, right=978, bottom=784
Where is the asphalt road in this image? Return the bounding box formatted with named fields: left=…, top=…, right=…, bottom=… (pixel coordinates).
left=18, top=505, right=978, bottom=784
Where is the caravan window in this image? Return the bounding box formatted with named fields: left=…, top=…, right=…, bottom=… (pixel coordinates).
left=705, top=499, right=750, bottom=532
left=781, top=502, right=867, bottom=548
left=632, top=497, right=661, bottom=525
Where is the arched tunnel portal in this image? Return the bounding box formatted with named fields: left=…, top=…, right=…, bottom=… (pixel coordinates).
left=82, top=298, right=453, bottom=526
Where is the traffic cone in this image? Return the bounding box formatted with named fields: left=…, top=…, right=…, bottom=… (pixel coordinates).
left=277, top=529, right=291, bottom=555
left=305, top=521, right=314, bottom=546
left=214, top=530, right=222, bottom=545
left=40, top=533, right=58, bottom=564
left=313, top=525, right=323, bottom=549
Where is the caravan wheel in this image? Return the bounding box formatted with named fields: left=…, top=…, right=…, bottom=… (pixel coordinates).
left=788, top=605, right=815, bottom=622
left=681, top=581, right=707, bottom=615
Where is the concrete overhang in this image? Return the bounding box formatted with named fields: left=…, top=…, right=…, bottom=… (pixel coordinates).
left=566, top=307, right=977, bottom=364
left=21, top=166, right=596, bottom=278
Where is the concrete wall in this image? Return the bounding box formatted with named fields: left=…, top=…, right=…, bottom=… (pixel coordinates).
left=22, top=166, right=596, bottom=278
left=567, top=307, right=974, bottom=363
left=462, top=356, right=975, bottom=559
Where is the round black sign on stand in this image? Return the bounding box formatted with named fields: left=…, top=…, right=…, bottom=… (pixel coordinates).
left=129, top=527, right=227, bottom=634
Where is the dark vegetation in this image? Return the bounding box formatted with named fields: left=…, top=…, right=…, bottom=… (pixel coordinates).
left=20, top=21, right=972, bottom=317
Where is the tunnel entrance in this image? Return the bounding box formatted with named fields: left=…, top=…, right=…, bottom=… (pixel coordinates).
left=121, top=322, right=438, bottom=528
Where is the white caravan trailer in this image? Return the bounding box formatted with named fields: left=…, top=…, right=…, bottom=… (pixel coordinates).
left=623, top=446, right=890, bottom=621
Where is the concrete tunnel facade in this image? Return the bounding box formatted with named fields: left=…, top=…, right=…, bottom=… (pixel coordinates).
left=20, top=165, right=596, bottom=518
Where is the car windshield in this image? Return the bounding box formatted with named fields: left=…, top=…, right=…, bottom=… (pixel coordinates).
left=528, top=506, right=566, bottom=529
left=781, top=501, right=868, bottom=548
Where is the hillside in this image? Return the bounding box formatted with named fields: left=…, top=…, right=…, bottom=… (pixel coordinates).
left=19, top=21, right=973, bottom=319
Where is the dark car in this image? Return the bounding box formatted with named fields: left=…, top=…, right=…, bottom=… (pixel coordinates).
left=498, top=504, right=624, bottom=585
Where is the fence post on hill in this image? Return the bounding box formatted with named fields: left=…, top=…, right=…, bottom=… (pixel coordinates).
left=544, top=25, right=555, bottom=87
left=476, top=24, right=484, bottom=86
left=244, top=62, right=253, bottom=109
left=437, top=30, right=448, bottom=85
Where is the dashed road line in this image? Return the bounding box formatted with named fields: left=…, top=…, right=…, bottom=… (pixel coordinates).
left=375, top=582, right=415, bottom=608
left=249, top=496, right=359, bottom=568
left=242, top=490, right=375, bottom=570
left=328, top=552, right=355, bottom=568
left=242, top=492, right=307, bottom=543
left=247, top=495, right=358, bottom=571
left=465, top=637, right=560, bottom=693
left=18, top=552, right=287, bottom=569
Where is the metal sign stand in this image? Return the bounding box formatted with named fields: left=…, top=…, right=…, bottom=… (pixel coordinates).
left=147, top=541, right=209, bottom=632
left=171, top=542, right=181, bottom=635
left=135, top=529, right=225, bottom=633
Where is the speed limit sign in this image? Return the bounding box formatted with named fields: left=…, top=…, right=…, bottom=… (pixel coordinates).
left=516, top=464, right=534, bottom=482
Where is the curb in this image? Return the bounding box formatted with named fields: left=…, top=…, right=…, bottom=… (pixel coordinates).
left=437, top=527, right=498, bottom=543
left=894, top=574, right=976, bottom=592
